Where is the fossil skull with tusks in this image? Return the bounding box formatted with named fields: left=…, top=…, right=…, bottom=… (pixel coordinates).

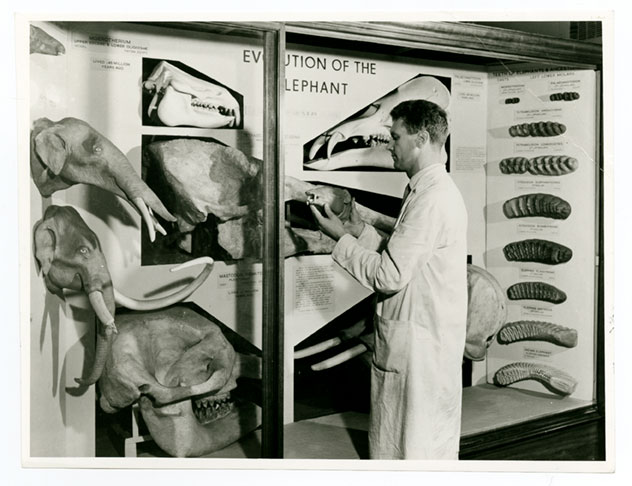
left=99, top=306, right=260, bottom=457
left=305, top=76, right=451, bottom=171
left=144, top=61, right=240, bottom=129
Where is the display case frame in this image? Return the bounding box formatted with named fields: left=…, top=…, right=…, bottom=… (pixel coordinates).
left=278, top=20, right=605, bottom=461
left=22, top=18, right=607, bottom=463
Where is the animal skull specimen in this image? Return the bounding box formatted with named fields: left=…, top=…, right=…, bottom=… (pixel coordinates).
left=143, top=137, right=395, bottom=259
left=99, top=306, right=259, bottom=457
left=143, top=61, right=240, bottom=128
left=305, top=76, right=451, bottom=170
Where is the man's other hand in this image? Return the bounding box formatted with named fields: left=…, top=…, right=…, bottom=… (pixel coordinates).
left=343, top=201, right=366, bottom=238
left=310, top=203, right=346, bottom=241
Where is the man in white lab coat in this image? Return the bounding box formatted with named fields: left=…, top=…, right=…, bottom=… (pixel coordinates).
left=310, top=99, right=468, bottom=460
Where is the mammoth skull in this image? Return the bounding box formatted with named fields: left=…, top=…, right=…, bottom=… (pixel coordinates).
left=305, top=76, right=451, bottom=170
left=99, top=306, right=259, bottom=457
left=143, top=61, right=241, bottom=129
left=33, top=205, right=213, bottom=385
left=31, top=117, right=176, bottom=242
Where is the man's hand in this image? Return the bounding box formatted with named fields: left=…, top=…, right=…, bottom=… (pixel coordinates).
left=343, top=201, right=366, bottom=238
left=310, top=203, right=347, bottom=241
left=310, top=199, right=366, bottom=241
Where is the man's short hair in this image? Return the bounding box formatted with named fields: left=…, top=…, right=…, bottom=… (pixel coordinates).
left=390, top=99, right=449, bottom=145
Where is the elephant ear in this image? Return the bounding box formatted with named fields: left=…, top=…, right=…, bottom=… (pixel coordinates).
left=34, top=127, right=68, bottom=175
left=33, top=221, right=56, bottom=275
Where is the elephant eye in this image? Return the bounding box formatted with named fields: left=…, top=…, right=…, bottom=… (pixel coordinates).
left=93, top=144, right=102, bottom=154
left=78, top=246, right=90, bottom=255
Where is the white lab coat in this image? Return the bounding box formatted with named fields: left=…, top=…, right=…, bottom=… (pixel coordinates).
left=332, top=163, right=468, bottom=460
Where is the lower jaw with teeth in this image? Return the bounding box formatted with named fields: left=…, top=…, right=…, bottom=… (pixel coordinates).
left=192, top=393, right=234, bottom=424
left=139, top=393, right=260, bottom=457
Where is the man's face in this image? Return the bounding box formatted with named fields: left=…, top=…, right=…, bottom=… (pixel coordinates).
left=388, top=118, right=420, bottom=172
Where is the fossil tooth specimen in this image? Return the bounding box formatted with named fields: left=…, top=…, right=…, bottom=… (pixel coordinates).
left=499, top=155, right=578, bottom=176
left=508, top=121, right=566, bottom=137
left=499, top=157, right=530, bottom=174
left=527, top=155, right=578, bottom=176
left=507, top=281, right=567, bottom=304
left=503, top=193, right=571, bottom=220
left=305, top=185, right=353, bottom=221
left=550, top=92, right=580, bottom=101
left=503, top=239, right=572, bottom=265
left=493, top=362, right=577, bottom=396
left=498, top=321, right=577, bottom=347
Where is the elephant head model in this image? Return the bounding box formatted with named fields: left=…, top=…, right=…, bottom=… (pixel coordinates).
left=33, top=205, right=214, bottom=386
left=99, top=306, right=260, bottom=457
left=30, top=117, right=176, bottom=242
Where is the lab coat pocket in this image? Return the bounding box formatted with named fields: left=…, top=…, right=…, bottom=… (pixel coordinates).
left=373, top=315, right=412, bottom=373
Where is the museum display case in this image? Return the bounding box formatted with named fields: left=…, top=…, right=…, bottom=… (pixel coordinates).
left=23, top=19, right=605, bottom=462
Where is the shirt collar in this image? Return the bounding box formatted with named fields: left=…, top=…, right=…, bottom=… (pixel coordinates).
left=408, top=163, right=447, bottom=194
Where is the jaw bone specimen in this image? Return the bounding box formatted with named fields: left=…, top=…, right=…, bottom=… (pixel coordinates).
left=143, top=61, right=241, bottom=129
left=99, top=305, right=260, bottom=457
left=305, top=76, right=451, bottom=171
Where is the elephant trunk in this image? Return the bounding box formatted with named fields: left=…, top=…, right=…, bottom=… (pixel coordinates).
left=75, top=287, right=117, bottom=386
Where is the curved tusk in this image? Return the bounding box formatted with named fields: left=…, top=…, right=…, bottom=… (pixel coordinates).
left=311, top=343, right=368, bottom=371
left=114, top=257, right=214, bottom=311
left=133, top=197, right=156, bottom=242
left=326, top=132, right=345, bottom=160
left=88, top=291, right=117, bottom=334
left=295, top=337, right=342, bottom=360
left=308, top=134, right=328, bottom=161
left=147, top=206, right=167, bottom=236
left=147, top=91, right=160, bottom=117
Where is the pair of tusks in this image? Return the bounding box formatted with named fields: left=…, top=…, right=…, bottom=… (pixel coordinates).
left=88, top=257, right=214, bottom=333
left=133, top=197, right=167, bottom=243
left=294, top=320, right=369, bottom=371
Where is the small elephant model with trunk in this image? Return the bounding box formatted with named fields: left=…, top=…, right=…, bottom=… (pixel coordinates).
left=33, top=205, right=213, bottom=386
left=31, top=117, right=176, bottom=242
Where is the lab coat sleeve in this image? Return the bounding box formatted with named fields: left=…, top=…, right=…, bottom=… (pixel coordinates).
left=332, top=196, right=441, bottom=294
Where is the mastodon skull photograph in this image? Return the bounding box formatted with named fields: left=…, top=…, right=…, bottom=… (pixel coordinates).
left=303, top=74, right=451, bottom=171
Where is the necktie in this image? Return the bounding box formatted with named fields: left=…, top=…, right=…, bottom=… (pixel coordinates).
left=401, top=184, right=411, bottom=207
